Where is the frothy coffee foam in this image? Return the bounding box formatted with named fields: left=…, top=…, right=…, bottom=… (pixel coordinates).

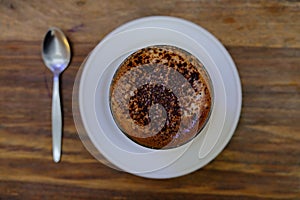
left=109, top=45, right=212, bottom=149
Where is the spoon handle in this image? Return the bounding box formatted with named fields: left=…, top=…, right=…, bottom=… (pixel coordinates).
left=52, top=75, right=62, bottom=163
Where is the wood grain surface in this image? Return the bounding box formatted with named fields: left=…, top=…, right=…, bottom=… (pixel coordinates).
left=0, top=0, right=299, bottom=199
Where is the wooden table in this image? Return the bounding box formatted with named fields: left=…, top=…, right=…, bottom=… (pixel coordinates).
left=1, top=0, right=299, bottom=199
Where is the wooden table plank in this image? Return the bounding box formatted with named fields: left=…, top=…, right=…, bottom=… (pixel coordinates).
left=0, top=0, right=299, bottom=47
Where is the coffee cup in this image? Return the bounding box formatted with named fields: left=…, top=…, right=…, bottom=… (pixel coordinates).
left=109, top=45, right=214, bottom=149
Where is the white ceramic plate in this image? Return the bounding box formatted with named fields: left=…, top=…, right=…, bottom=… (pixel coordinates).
left=104, top=16, right=242, bottom=178
left=73, top=16, right=242, bottom=179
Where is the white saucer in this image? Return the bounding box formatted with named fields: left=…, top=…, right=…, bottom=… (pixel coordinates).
left=73, top=16, right=242, bottom=179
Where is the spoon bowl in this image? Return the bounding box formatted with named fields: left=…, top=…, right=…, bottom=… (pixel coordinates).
left=42, top=27, right=71, bottom=162
left=42, top=28, right=71, bottom=74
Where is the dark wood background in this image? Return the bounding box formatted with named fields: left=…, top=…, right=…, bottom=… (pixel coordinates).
left=0, top=0, right=299, bottom=199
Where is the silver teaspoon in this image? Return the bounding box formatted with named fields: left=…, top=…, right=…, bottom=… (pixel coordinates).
left=42, top=27, right=71, bottom=163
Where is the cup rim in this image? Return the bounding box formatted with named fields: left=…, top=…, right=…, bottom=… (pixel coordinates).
left=108, top=44, right=215, bottom=150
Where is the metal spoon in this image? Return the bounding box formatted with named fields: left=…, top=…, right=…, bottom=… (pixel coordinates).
left=42, top=27, right=71, bottom=163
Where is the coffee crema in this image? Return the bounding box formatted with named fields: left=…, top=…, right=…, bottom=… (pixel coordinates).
left=109, top=45, right=213, bottom=149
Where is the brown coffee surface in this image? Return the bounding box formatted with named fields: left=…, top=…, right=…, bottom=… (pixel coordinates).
left=109, top=45, right=212, bottom=149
